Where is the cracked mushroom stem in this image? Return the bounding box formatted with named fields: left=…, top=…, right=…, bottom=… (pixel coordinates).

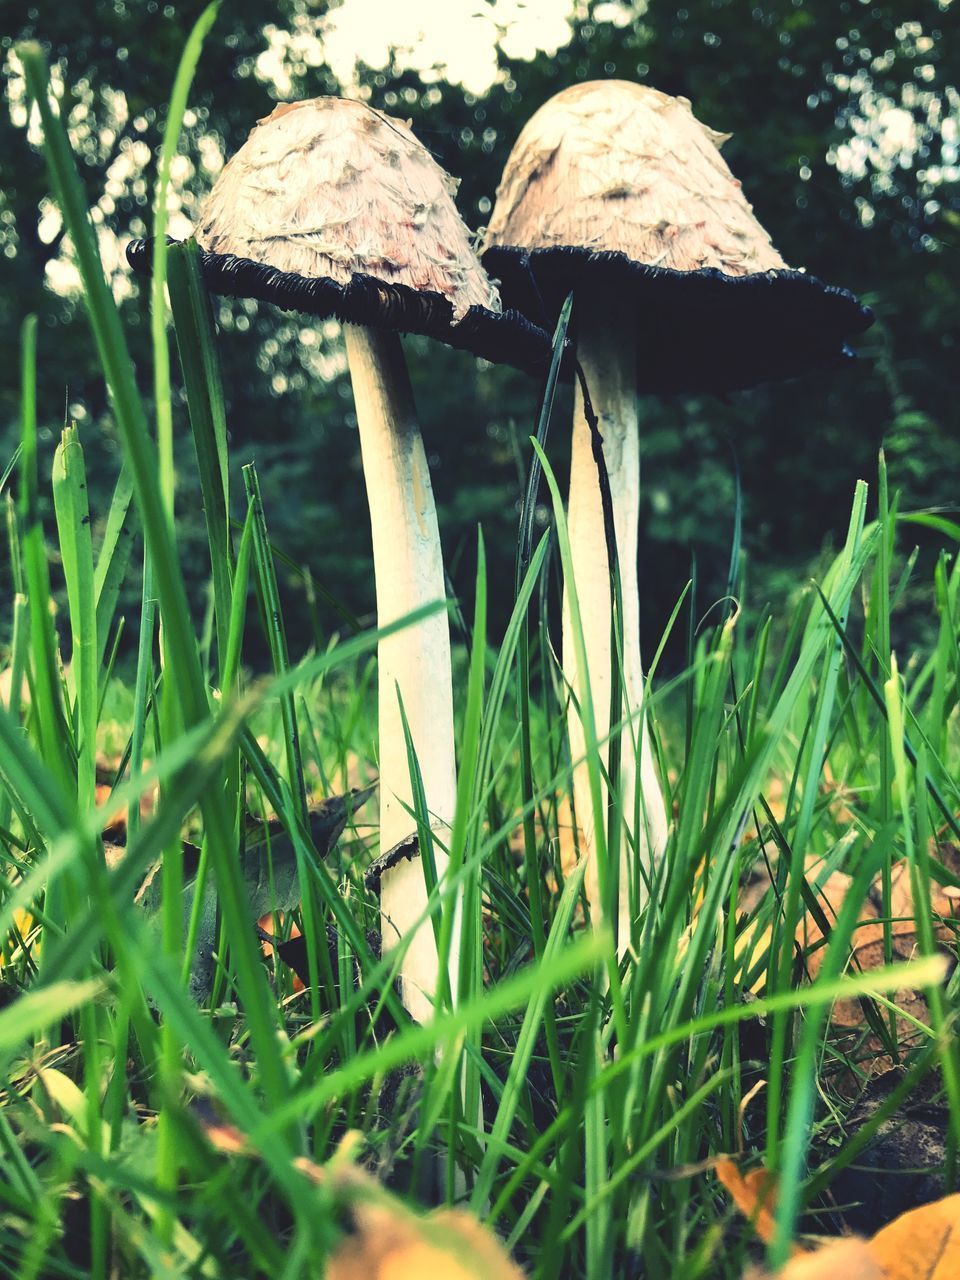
left=344, top=323, right=459, bottom=1025
left=563, top=294, right=669, bottom=951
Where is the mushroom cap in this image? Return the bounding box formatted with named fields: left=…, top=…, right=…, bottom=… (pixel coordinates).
left=126, top=97, right=549, bottom=374
left=481, top=80, right=873, bottom=393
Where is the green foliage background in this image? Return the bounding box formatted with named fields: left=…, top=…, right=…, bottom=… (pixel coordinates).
left=2, top=0, right=958, bottom=662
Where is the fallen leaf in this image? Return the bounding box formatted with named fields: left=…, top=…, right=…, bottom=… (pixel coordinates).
left=192, top=1112, right=523, bottom=1278
left=734, top=842, right=959, bottom=1090
left=746, top=1238, right=880, bottom=1279
left=258, top=914, right=305, bottom=992
left=715, top=1157, right=782, bottom=1247
left=868, top=1192, right=960, bottom=1279
left=258, top=919, right=382, bottom=998
left=328, top=1202, right=525, bottom=1280
left=721, top=1155, right=960, bottom=1279
left=872, top=844, right=960, bottom=934
left=828, top=1066, right=949, bottom=1234
left=105, top=785, right=377, bottom=1001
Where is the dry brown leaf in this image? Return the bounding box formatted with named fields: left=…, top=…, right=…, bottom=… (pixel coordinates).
left=734, top=841, right=959, bottom=1089
left=821, top=761, right=859, bottom=828
left=813, top=850, right=958, bottom=1085
left=327, top=1202, right=525, bottom=1280
left=258, top=912, right=305, bottom=992
left=823, top=918, right=931, bottom=1040
left=874, top=849, right=960, bottom=944
left=715, top=1157, right=783, bottom=1247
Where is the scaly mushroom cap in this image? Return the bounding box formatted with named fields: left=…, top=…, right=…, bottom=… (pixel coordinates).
left=126, top=97, right=549, bottom=374
left=482, top=81, right=873, bottom=392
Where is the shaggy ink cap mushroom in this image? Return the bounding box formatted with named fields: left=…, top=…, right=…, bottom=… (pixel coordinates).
left=127, top=97, right=539, bottom=1025
left=481, top=80, right=873, bottom=950
left=481, top=80, right=873, bottom=393
left=127, top=96, right=549, bottom=373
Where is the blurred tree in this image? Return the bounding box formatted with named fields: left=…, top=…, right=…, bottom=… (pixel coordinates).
left=1, top=0, right=957, bottom=667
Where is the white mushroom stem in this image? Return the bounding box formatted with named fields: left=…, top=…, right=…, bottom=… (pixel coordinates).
left=562, top=296, right=669, bottom=952
left=345, top=323, right=459, bottom=1024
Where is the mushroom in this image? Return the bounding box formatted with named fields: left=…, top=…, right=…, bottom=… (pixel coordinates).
left=128, top=97, right=548, bottom=1022
left=482, top=81, right=872, bottom=950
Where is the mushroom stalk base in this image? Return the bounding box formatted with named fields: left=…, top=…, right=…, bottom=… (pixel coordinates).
left=346, top=324, right=459, bottom=1024
left=562, top=300, right=669, bottom=952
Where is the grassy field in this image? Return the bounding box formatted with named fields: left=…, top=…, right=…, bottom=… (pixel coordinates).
left=2, top=29, right=959, bottom=1280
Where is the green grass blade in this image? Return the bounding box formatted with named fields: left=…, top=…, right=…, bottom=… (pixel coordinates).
left=18, top=316, right=72, bottom=796
left=149, top=0, right=220, bottom=518
left=260, top=928, right=609, bottom=1140
left=470, top=859, right=588, bottom=1210
left=92, top=465, right=135, bottom=669
left=18, top=38, right=293, bottom=1122
left=52, top=425, right=98, bottom=812
left=0, top=980, right=102, bottom=1056
left=168, top=238, right=232, bottom=673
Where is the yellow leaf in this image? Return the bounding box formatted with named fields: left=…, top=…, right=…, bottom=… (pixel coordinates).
left=326, top=1201, right=526, bottom=1280
left=746, top=1238, right=881, bottom=1279
left=738, top=1193, right=960, bottom=1279
left=867, top=1193, right=960, bottom=1279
